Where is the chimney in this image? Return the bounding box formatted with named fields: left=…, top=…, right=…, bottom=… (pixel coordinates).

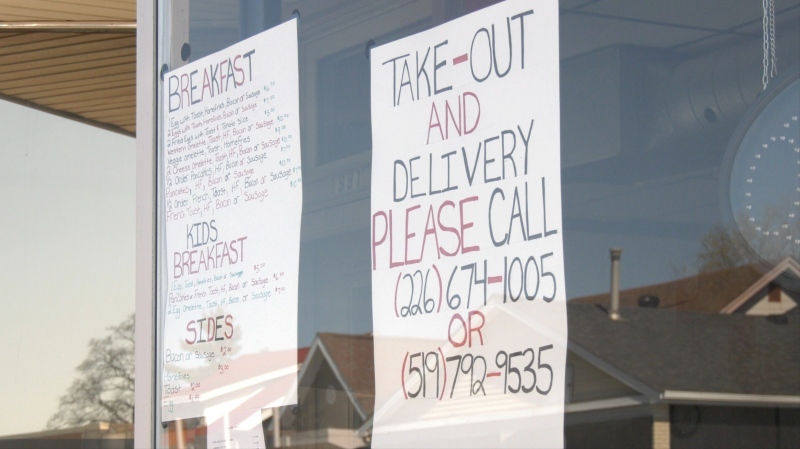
left=609, top=248, right=622, bottom=320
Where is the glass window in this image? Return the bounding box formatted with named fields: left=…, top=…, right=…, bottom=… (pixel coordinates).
left=154, top=1, right=800, bottom=447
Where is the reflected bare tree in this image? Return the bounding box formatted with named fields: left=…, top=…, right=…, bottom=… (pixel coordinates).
left=697, top=207, right=798, bottom=273
left=696, top=224, right=758, bottom=273
left=47, top=314, right=134, bottom=429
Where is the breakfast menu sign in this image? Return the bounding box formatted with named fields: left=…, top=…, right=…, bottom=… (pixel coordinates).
left=160, top=20, right=301, bottom=421
left=369, top=1, right=567, bottom=447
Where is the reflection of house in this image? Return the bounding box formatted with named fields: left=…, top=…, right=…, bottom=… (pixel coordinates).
left=565, top=302, right=800, bottom=449
left=270, top=299, right=799, bottom=449
left=276, top=333, right=373, bottom=449
left=0, top=422, right=133, bottom=449
left=574, top=258, right=800, bottom=315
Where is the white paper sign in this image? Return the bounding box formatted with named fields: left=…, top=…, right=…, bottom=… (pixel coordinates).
left=370, top=1, right=566, bottom=447
left=161, top=20, right=301, bottom=420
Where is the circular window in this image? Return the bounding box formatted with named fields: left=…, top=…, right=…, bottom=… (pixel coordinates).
left=722, top=65, right=800, bottom=267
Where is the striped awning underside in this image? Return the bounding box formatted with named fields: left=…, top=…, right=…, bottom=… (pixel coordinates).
left=0, top=0, right=136, bottom=136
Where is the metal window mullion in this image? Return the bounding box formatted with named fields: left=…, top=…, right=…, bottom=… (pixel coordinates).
left=134, top=0, right=157, bottom=447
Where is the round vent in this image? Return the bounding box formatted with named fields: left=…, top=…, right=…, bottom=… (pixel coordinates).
left=638, top=295, right=660, bottom=308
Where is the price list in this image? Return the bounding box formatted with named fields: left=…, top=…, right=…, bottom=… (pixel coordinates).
left=160, top=20, right=301, bottom=423
left=164, top=77, right=300, bottom=222
left=369, top=2, right=566, bottom=448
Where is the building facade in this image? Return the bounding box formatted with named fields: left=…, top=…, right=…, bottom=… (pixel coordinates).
left=130, top=0, right=800, bottom=448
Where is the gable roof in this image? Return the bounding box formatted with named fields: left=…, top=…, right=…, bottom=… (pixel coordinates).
left=317, top=333, right=375, bottom=417
left=721, top=258, right=800, bottom=313
left=568, top=302, right=800, bottom=404
left=573, top=258, right=800, bottom=313
left=294, top=332, right=375, bottom=419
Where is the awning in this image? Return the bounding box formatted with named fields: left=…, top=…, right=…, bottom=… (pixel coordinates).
left=0, top=0, right=136, bottom=136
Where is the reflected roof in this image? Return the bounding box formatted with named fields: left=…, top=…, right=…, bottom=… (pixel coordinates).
left=573, top=258, right=800, bottom=313
left=569, top=302, right=800, bottom=400
left=316, top=332, right=375, bottom=416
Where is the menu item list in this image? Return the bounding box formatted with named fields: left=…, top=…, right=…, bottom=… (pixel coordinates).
left=161, top=20, right=301, bottom=421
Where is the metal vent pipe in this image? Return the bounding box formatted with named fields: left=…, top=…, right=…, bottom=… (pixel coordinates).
left=609, top=248, right=622, bottom=320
